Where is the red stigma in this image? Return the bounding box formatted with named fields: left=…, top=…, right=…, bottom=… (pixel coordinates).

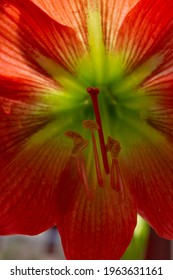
left=87, top=87, right=100, bottom=95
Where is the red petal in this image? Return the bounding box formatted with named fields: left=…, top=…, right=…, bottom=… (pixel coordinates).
left=140, top=32, right=173, bottom=142
left=30, top=0, right=88, bottom=45
left=116, top=0, right=173, bottom=145
left=126, top=139, right=173, bottom=239
left=0, top=99, right=70, bottom=234
left=99, top=0, right=139, bottom=52
left=116, top=0, right=173, bottom=71
left=0, top=141, right=70, bottom=235
left=145, top=105, right=173, bottom=143
left=30, top=0, right=139, bottom=50
left=0, top=1, right=85, bottom=236
left=0, top=98, right=53, bottom=161
left=0, top=94, right=71, bottom=234
left=0, top=0, right=84, bottom=82
left=56, top=159, right=137, bottom=260
left=0, top=75, right=59, bottom=103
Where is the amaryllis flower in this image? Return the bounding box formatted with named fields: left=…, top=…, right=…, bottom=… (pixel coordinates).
left=0, top=0, right=173, bottom=259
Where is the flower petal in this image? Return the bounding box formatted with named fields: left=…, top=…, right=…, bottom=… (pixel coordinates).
left=0, top=1, right=90, bottom=235
left=0, top=141, right=70, bottom=235
left=55, top=159, right=137, bottom=260
left=126, top=138, right=173, bottom=239
left=99, top=0, right=140, bottom=52
left=0, top=98, right=51, bottom=162
left=30, top=0, right=139, bottom=51
left=116, top=0, right=173, bottom=71
left=0, top=0, right=84, bottom=83
left=0, top=75, right=59, bottom=103
left=140, top=34, right=173, bottom=142
left=145, top=101, right=173, bottom=143
left=30, top=0, right=88, bottom=45
left=0, top=96, right=72, bottom=234
left=115, top=0, right=173, bottom=147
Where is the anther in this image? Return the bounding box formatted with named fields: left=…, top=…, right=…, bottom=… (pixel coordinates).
left=64, top=130, right=84, bottom=144
left=83, top=120, right=103, bottom=186
left=86, top=87, right=109, bottom=174
left=65, top=130, right=92, bottom=200
left=106, top=137, right=123, bottom=192
left=71, top=139, right=89, bottom=157
left=106, top=136, right=121, bottom=158
left=82, top=120, right=99, bottom=131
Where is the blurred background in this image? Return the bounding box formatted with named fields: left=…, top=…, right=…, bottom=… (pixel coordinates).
left=0, top=216, right=172, bottom=260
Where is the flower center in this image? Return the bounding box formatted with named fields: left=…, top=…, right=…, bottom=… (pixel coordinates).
left=65, top=87, right=124, bottom=199
left=33, top=8, right=164, bottom=200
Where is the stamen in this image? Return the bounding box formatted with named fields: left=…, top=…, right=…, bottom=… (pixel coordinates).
left=106, top=136, right=121, bottom=158
left=65, top=130, right=92, bottom=199
left=83, top=120, right=103, bottom=186
left=71, top=139, right=89, bottom=157
left=110, top=159, right=123, bottom=192
left=79, top=155, right=93, bottom=200
left=82, top=119, right=99, bottom=131
left=106, top=137, right=123, bottom=192
left=76, top=156, right=83, bottom=182
left=87, top=87, right=109, bottom=174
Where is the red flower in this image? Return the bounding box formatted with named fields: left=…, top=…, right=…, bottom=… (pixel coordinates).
left=0, top=0, right=173, bottom=259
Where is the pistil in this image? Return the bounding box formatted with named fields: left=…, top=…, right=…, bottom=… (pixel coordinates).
left=87, top=87, right=109, bottom=174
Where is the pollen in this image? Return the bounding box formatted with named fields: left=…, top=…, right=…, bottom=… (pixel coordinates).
left=82, top=120, right=99, bottom=131
left=64, top=130, right=84, bottom=144
left=71, top=139, right=89, bottom=158
left=106, top=136, right=121, bottom=158
left=65, top=130, right=88, bottom=157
